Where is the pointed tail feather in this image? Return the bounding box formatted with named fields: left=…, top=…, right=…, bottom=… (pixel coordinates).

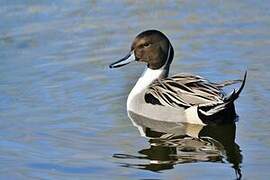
left=224, top=71, right=247, bottom=103
left=197, top=71, right=247, bottom=123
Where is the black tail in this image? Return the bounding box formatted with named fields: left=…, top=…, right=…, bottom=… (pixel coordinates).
left=223, top=71, right=247, bottom=103
left=198, top=71, right=247, bottom=124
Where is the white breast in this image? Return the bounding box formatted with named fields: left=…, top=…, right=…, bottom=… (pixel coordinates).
left=126, top=67, right=205, bottom=125
left=127, top=67, right=167, bottom=111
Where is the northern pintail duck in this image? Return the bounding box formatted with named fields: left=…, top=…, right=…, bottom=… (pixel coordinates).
left=110, top=30, right=246, bottom=125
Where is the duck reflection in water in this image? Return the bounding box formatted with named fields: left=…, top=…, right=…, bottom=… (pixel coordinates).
left=113, top=111, right=242, bottom=180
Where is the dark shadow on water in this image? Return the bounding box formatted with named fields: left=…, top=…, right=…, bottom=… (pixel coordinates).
left=113, top=112, right=243, bottom=180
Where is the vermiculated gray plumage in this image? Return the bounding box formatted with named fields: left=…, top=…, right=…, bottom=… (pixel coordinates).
left=145, top=72, right=247, bottom=123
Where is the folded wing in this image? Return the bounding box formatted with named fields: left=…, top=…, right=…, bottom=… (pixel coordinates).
left=145, top=72, right=247, bottom=121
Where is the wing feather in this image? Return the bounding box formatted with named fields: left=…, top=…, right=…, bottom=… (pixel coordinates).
left=144, top=72, right=247, bottom=123
left=145, top=73, right=225, bottom=108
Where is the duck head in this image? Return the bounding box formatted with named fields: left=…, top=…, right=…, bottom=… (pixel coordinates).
left=110, top=30, right=174, bottom=70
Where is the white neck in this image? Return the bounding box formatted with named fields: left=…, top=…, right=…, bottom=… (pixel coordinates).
left=127, top=44, right=172, bottom=110
left=127, top=67, right=168, bottom=110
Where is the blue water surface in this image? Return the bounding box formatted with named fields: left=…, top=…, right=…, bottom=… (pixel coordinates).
left=0, top=0, right=270, bottom=179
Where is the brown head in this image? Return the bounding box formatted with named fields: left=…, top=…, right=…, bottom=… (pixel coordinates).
left=110, top=30, right=174, bottom=70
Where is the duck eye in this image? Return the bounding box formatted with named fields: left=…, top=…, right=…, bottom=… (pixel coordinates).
left=143, top=43, right=151, bottom=48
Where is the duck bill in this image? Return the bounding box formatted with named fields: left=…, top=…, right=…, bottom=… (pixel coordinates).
left=109, top=51, right=135, bottom=68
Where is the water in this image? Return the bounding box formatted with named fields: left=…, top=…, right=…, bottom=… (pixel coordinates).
left=0, top=0, right=270, bottom=179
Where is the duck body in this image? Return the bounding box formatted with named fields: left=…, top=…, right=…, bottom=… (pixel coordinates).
left=110, top=30, right=246, bottom=125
